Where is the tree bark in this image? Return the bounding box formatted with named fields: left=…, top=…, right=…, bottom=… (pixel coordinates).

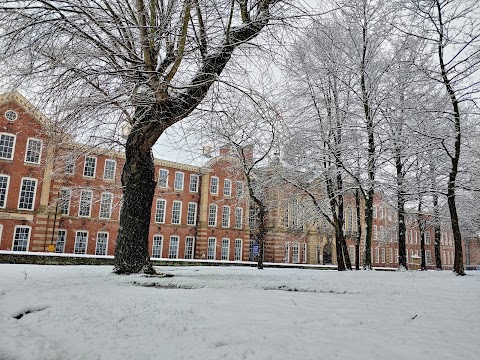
left=436, top=0, right=465, bottom=275
left=432, top=191, right=442, bottom=270
left=355, top=188, right=362, bottom=270
left=114, top=126, right=157, bottom=274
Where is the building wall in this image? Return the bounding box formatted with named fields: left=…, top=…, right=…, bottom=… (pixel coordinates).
left=0, top=92, right=250, bottom=261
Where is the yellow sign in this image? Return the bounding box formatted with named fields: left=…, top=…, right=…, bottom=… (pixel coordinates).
left=47, top=244, right=55, bottom=252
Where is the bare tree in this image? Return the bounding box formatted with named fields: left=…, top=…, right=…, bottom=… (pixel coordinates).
left=0, top=0, right=290, bottom=273
left=402, top=0, right=480, bottom=275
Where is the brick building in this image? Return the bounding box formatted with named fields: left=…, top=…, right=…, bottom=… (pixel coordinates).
left=1, top=91, right=475, bottom=268
left=0, top=92, right=250, bottom=261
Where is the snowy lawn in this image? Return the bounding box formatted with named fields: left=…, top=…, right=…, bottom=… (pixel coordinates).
left=0, top=265, right=479, bottom=360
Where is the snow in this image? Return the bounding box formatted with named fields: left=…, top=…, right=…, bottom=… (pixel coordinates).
left=0, top=265, right=479, bottom=360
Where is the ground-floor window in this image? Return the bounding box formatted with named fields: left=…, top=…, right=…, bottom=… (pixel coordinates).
left=152, top=235, right=163, bottom=258
left=302, top=243, right=307, bottom=263
left=184, top=237, right=194, bottom=259
left=95, top=232, right=108, bottom=256
left=55, top=229, right=66, bottom=253
left=207, top=238, right=216, bottom=260
left=221, top=238, right=229, bottom=260
left=284, top=242, right=290, bottom=263
left=74, top=231, right=88, bottom=254
left=168, top=236, right=179, bottom=259
left=292, top=242, right=299, bottom=263
left=13, top=226, right=30, bottom=251
left=234, top=239, right=242, bottom=261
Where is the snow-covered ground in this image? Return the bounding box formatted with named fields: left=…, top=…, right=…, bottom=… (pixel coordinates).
left=0, top=265, right=479, bottom=360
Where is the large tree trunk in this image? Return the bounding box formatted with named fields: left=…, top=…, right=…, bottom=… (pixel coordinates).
left=114, top=136, right=156, bottom=274
left=436, top=0, right=465, bottom=276
left=355, top=188, right=362, bottom=270
left=396, top=146, right=407, bottom=270
left=418, top=200, right=427, bottom=271
left=432, top=192, right=442, bottom=270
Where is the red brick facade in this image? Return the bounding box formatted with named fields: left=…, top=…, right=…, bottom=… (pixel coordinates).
left=0, top=92, right=250, bottom=261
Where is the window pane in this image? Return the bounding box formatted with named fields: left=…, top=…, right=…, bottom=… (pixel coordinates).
left=83, top=156, right=96, bottom=177
left=155, top=199, right=166, bottom=223
left=210, top=177, right=218, bottom=194
left=168, top=236, right=179, bottom=259
left=189, top=174, right=199, bottom=192
left=207, top=238, right=216, bottom=259
left=95, top=232, right=108, bottom=255
left=174, top=172, right=184, bottom=190
left=103, top=160, right=116, bottom=180
left=79, top=190, right=92, bottom=217
left=0, top=133, right=15, bottom=160
left=0, top=174, right=9, bottom=208
left=171, top=201, right=181, bottom=224
left=158, top=169, right=168, bottom=188
left=74, top=231, right=88, bottom=254
left=208, top=204, right=217, bottom=226
left=13, top=227, right=30, bottom=251
left=99, top=193, right=113, bottom=219
left=55, top=230, right=66, bottom=253
left=187, top=203, right=197, bottom=225
left=18, top=178, right=37, bottom=210
left=184, top=237, right=194, bottom=259
left=221, top=238, right=229, bottom=260
left=152, top=235, right=163, bottom=258
left=25, top=139, right=42, bottom=164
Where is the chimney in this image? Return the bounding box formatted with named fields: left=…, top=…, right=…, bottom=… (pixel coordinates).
left=219, top=144, right=231, bottom=156
left=202, top=145, right=213, bottom=158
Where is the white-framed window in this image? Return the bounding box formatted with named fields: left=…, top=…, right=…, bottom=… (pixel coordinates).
left=189, top=174, right=199, bottom=192
left=174, top=172, right=184, bottom=191
left=284, top=242, right=290, bottom=263
left=0, top=174, right=10, bottom=208
left=24, top=138, right=42, bottom=164
left=208, top=204, right=217, bottom=226
left=103, top=159, right=116, bottom=180
left=234, top=239, right=242, bottom=261
left=442, top=250, right=446, bottom=265
left=441, top=233, right=444, bottom=246
left=410, top=249, right=414, bottom=263
left=0, top=133, right=16, bottom=160
left=395, top=249, right=399, bottom=263
left=375, top=248, right=380, bottom=263
left=387, top=209, right=392, bottom=221
left=292, top=242, right=300, bottom=263
left=155, top=199, right=166, bottom=223
left=426, top=250, right=432, bottom=265
left=158, top=169, right=168, bottom=188
left=4, top=109, right=18, bottom=122
left=187, top=202, right=197, bottom=226
left=381, top=248, right=386, bottom=263
left=235, top=207, right=243, bottom=229
left=379, top=207, right=384, bottom=219
left=389, top=248, right=393, bottom=264
left=168, top=235, right=179, bottom=259
left=74, top=230, right=88, bottom=254
left=221, top=238, right=230, bottom=260
left=59, top=188, right=71, bottom=215
left=223, top=179, right=231, bottom=196
left=184, top=236, right=195, bottom=259
left=152, top=235, right=163, bottom=258
left=83, top=156, right=97, bottom=178
left=55, top=229, right=66, bottom=253
left=171, top=200, right=182, bottom=224
left=346, top=208, right=354, bottom=231
left=210, top=176, right=219, bottom=195
left=78, top=190, right=93, bottom=217
left=99, top=192, right=113, bottom=219
left=373, top=225, right=378, bottom=240
left=410, top=229, right=413, bottom=244
left=18, top=177, right=37, bottom=210
left=65, top=153, right=75, bottom=175
left=303, top=243, right=307, bottom=263
left=12, top=226, right=30, bottom=251
left=425, top=231, right=431, bottom=245
left=207, top=237, right=216, bottom=260
left=379, top=225, right=384, bottom=241
left=373, top=205, right=377, bottom=219
left=222, top=206, right=230, bottom=228
left=415, top=250, right=419, bottom=257
left=236, top=181, right=244, bottom=197
left=95, top=232, right=108, bottom=256
left=446, top=250, right=450, bottom=265
left=414, top=230, right=418, bottom=244
left=348, top=245, right=354, bottom=264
